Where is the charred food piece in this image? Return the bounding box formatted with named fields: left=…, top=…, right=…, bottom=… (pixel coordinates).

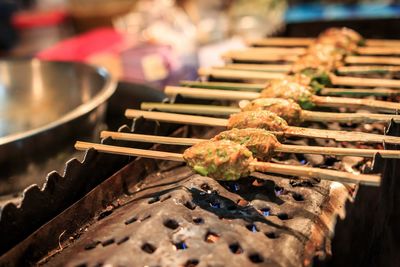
left=183, top=140, right=254, bottom=181
left=241, top=98, right=302, bottom=125
left=260, top=80, right=315, bottom=109
left=212, top=128, right=279, bottom=161
left=227, top=110, right=289, bottom=131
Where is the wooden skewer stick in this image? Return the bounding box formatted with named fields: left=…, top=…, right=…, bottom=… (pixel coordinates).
left=223, top=50, right=400, bottom=66
left=356, top=46, right=400, bottom=56
left=248, top=37, right=400, bottom=48
left=365, top=39, right=400, bottom=47
left=198, top=68, right=287, bottom=80
left=222, top=52, right=299, bottom=62
left=125, top=109, right=400, bottom=145
left=320, top=88, right=400, bottom=97
left=312, top=95, right=400, bottom=113
left=140, top=102, right=400, bottom=124
left=249, top=37, right=314, bottom=47
left=251, top=161, right=380, bottom=186
left=199, top=68, right=400, bottom=89
left=223, top=47, right=307, bottom=56
left=75, top=141, right=380, bottom=186
left=223, top=63, right=292, bottom=73
left=344, top=56, right=400, bottom=66
left=141, top=102, right=240, bottom=116
left=227, top=46, right=400, bottom=57
left=179, top=81, right=400, bottom=96
left=180, top=80, right=265, bottom=91
left=101, top=131, right=400, bottom=159
left=337, top=65, right=400, bottom=74
left=330, top=73, right=400, bottom=88
left=164, top=86, right=400, bottom=113
left=224, top=63, right=400, bottom=75
left=75, top=141, right=184, bottom=161
left=166, top=86, right=260, bottom=101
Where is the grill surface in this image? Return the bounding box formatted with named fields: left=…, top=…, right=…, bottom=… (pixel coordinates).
left=38, top=158, right=348, bottom=267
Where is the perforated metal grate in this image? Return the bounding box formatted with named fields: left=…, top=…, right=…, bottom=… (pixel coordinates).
left=39, top=157, right=348, bottom=267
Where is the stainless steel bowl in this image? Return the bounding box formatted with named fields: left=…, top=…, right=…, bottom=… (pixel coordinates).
left=0, top=59, right=116, bottom=174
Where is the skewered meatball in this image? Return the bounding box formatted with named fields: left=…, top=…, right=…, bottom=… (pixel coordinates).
left=260, top=80, right=315, bottom=109
left=228, top=110, right=289, bottom=132
left=292, top=43, right=345, bottom=73
left=318, top=27, right=364, bottom=50
left=292, top=69, right=332, bottom=93
left=212, top=128, right=279, bottom=161
left=241, top=98, right=302, bottom=124
left=183, top=140, right=254, bottom=181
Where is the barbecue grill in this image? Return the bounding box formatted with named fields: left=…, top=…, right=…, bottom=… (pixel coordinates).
left=1, top=26, right=400, bottom=267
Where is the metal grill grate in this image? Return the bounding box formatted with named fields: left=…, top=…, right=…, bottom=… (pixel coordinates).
left=38, top=157, right=348, bottom=267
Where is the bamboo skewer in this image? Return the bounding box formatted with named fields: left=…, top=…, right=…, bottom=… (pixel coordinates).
left=344, top=56, right=400, bottom=65
left=180, top=80, right=265, bottom=91
left=336, top=65, right=400, bottom=74
left=222, top=51, right=299, bottom=62
left=249, top=37, right=400, bottom=48
left=198, top=68, right=287, bottom=80
left=312, top=95, right=400, bottom=113
left=166, top=86, right=260, bottom=101
left=125, top=109, right=400, bottom=145
left=199, top=68, right=400, bottom=89
left=249, top=37, right=314, bottom=47
left=164, top=87, right=400, bottom=113
left=101, top=131, right=400, bottom=159
left=141, top=102, right=240, bottom=116
left=179, top=81, right=400, bottom=96
left=225, top=47, right=400, bottom=58
left=140, top=102, right=400, bottom=124
left=75, top=141, right=380, bottom=186
left=223, top=63, right=293, bottom=73
left=223, top=50, right=400, bottom=66
left=330, top=74, right=400, bottom=88
left=320, top=88, right=400, bottom=97
left=76, top=141, right=185, bottom=161
left=224, top=63, right=400, bottom=75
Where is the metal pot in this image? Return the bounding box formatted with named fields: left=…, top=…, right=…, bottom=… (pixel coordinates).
left=0, top=59, right=116, bottom=188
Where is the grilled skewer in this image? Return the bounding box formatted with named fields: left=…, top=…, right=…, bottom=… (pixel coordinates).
left=140, top=100, right=400, bottom=125
left=75, top=140, right=380, bottom=186
left=249, top=38, right=400, bottom=49
left=198, top=68, right=400, bottom=89
left=125, top=109, right=400, bottom=144
left=238, top=28, right=400, bottom=67
left=223, top=63, right=400, bottom=75
left=223, top=50, right=400, bottom=66
left=165, top=86, right=400, bottom=113
left=215, top=28, right=400, bottom=89
left=180, top=80, right=400, bottom=97
left=101, top=130, right=400, bottom=159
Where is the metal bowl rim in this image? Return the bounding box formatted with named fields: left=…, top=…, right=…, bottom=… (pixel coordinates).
left=0, top=59, right=117, bottom=146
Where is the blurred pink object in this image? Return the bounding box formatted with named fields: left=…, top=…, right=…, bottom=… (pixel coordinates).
left=36, top=28, right=185, bottom=89
left=37, top=28, right=123, bottom=62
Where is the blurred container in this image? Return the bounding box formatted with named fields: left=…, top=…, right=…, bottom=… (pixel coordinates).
left=68, top=0, right=137, bottom=32
left=228, top=0, right=287, bottom=39
left=10, top=9, right=71, bottom=56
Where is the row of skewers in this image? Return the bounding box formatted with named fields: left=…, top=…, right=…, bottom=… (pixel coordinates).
left=75, top=27, right=400, bottom=188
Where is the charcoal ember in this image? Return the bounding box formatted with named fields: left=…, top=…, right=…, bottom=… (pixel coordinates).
left=289, top=179, right=318, bottom=187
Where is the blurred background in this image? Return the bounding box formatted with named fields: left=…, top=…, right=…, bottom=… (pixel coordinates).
left=1, top=0, right=400, bottom=88
left=1, top=0, right=400, bottom=199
